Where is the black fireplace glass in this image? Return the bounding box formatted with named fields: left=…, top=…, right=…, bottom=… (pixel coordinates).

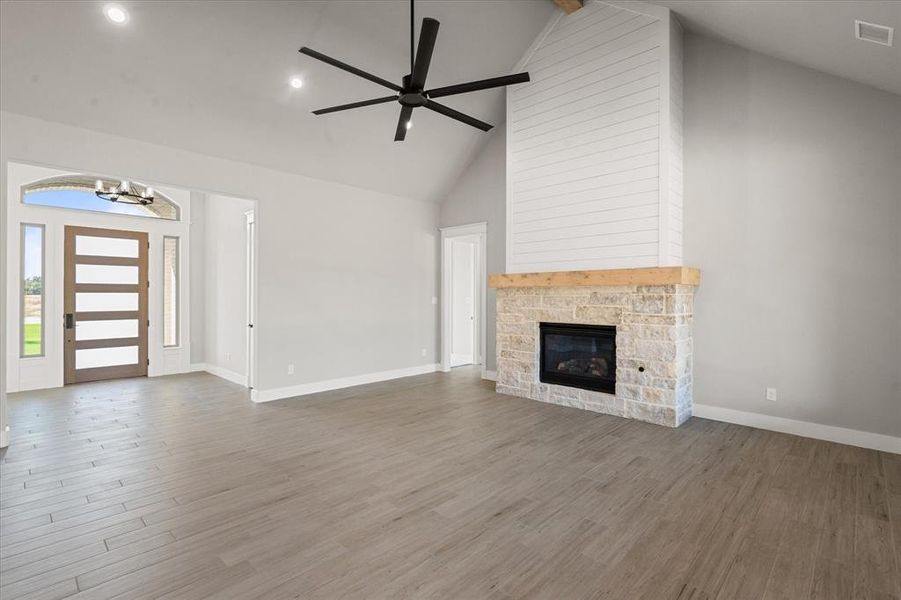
left=539, top=322, right=616, bottom=394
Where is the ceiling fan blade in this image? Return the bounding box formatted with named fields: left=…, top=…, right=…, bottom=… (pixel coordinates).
left=299, top=47, right=402, bottom=92
left=312, top=95, right=399, bottom=115
left=424, top=100, right=493, bottom=132
left=394, top=105, right=414, bottom=141
left=426, top=72, right=530, bottom=99
left=410, top=18, right=440, bottom=90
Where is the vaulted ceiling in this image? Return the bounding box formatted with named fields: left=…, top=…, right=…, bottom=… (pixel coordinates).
left=0, top=1, right=555, bottom=202
left=652, top=0, right=900, bottom=96
left=3, top=1, right=897, bottom=203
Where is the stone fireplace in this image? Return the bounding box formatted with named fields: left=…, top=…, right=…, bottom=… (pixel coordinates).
left=497, top=1, right=694, bottom=428
left=489, top=267, right=699, bottom=428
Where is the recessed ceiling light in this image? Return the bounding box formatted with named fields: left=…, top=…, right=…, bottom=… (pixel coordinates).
left=405, top=120, right=413, bottom=130
left=855, top=20, right=893, bottom=47
left=104, top=4, right=129, bottom=25
left=290, top=77, right=304, bottom=89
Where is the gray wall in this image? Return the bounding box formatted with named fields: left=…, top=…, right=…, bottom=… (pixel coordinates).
left=441, top=37, right=901, bottom=437
left=1, top=111, right=440, bottom=400
left=683, top=35, right=901, bottom=436
left=0, top=122, right=6, bottom=446
left=439, top=124, right=506, bottom=372
left=189, top=192, right=206, bottom=364
left=202, top=193, right=255, bottom=376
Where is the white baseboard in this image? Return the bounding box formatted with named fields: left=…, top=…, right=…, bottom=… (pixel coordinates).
left=692, top=404, right=901, bottom=454
left=190, top=363, right=248, bottom=387
left=251, top=363, right=439, bottom=403
left=482, top=369, right=497, bottom=381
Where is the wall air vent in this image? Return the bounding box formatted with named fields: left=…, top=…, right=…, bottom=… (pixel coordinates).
left=855, top=20, right=894, bottom=47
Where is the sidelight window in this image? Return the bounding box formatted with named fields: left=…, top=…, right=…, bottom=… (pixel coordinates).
left=163, top=236, right=179, bottom=347
left=21, top=224, right=45, bottom=357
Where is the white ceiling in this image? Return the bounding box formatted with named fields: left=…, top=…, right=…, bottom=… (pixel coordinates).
left=0, top=1, right=555, bottom=202
left=3, top=1, right=898, bottom=204
left=651, top=0, right=901, bottom=96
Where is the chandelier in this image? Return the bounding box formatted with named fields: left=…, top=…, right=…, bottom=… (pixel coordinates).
left=95, top=180, right=154, bottom=205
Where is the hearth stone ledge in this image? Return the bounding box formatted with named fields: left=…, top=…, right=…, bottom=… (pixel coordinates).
left=490, top=269, right=699, bottom=428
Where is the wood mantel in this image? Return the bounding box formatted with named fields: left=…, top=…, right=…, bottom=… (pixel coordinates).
left=488, top=267, right=701, bottom=288
left=553, top=0, right=584, bottom=14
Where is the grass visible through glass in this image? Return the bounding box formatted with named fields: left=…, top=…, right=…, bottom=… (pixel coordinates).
left=24, top=322, right=42, bottom=356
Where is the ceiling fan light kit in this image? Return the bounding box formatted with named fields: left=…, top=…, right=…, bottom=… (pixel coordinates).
left=300, top=0, right=530, bottom=141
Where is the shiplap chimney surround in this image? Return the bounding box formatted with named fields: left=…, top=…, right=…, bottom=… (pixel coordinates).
left=493, top=1, right=699, bottom=428
left=506, top=0, right=683, bottom=273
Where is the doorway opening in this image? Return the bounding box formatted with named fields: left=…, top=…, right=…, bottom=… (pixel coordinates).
left=191, top=192, right=256, bottom=391
left=440, top=223, right=486, bottom=373
left=245, top=210, right=256, bottom=390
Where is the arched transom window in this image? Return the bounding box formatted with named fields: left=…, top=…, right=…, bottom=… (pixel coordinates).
left=22, top=174, right=180, bottom=220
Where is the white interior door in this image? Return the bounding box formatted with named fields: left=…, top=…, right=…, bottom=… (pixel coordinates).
left=451, top=240, right=476, bottom=367
left=440, top=223, right=486, bottom=374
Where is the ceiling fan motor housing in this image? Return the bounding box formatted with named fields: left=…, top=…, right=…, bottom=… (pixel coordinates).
left=399, top=93, right=428, bottom=107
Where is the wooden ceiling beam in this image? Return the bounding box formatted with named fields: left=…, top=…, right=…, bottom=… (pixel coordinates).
left=553, top=0, right=584, bottom=14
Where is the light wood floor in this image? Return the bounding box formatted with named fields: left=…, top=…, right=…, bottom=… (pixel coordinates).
left=1, top=368, right=899, bottom=600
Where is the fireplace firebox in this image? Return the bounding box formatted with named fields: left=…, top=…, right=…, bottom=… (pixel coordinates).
left=539, top=323, right=616, bottom=394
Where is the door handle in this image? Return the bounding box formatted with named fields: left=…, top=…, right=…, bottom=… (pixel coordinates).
left=65, top=313, right=74, bottom=329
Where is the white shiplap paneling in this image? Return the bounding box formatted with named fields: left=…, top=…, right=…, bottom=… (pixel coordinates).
left=667, top=14, right=684, bottom=264
left=507, top=0, right=683, bottom=273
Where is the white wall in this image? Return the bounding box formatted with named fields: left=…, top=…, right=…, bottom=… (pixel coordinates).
left=683, top=35, right=901, bottom=437
left=439, top=125, right=506, bottom=373
left=0, top=111, right=439, bottom=422
left=507, top=1, right=683, bottom=272
left=3, top=162, right=192, bottom=393
left=200, top=193, right=255, bottom=380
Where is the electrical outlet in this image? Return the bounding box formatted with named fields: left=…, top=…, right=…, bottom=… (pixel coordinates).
left=766, top=388, right=777, bottom=402
left=226, top=352, right=231, bottom=363
left=421, top=348, right=427, bottom=357
left=431, top=296, right=438, bottom=305
left=287, top=364, right=295, bottom=375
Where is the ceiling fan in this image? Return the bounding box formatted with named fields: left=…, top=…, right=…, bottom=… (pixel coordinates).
left=299, top=0, right=531, bottom=141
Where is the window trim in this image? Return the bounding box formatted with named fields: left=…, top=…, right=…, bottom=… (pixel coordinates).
left=162, top=236, right=180, bottom=348
left=20, top=223, right=46, bottom=358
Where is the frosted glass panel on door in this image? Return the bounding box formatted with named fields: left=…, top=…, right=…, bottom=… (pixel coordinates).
left=76, top=292, right=138, bottom=312
left=75, top=346, right=138, bottom=369
left=76, top=264, right=139, bottom=284
left=76, top=235, right=139, bottom=257
left=75, top=319, right=139, bottom=341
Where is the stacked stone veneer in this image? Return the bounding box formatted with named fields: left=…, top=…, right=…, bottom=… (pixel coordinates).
left=495, top=284, right=696, bottom=427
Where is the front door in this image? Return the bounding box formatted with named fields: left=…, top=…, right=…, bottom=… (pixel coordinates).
left=64, top=226, right=149, bottom=384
